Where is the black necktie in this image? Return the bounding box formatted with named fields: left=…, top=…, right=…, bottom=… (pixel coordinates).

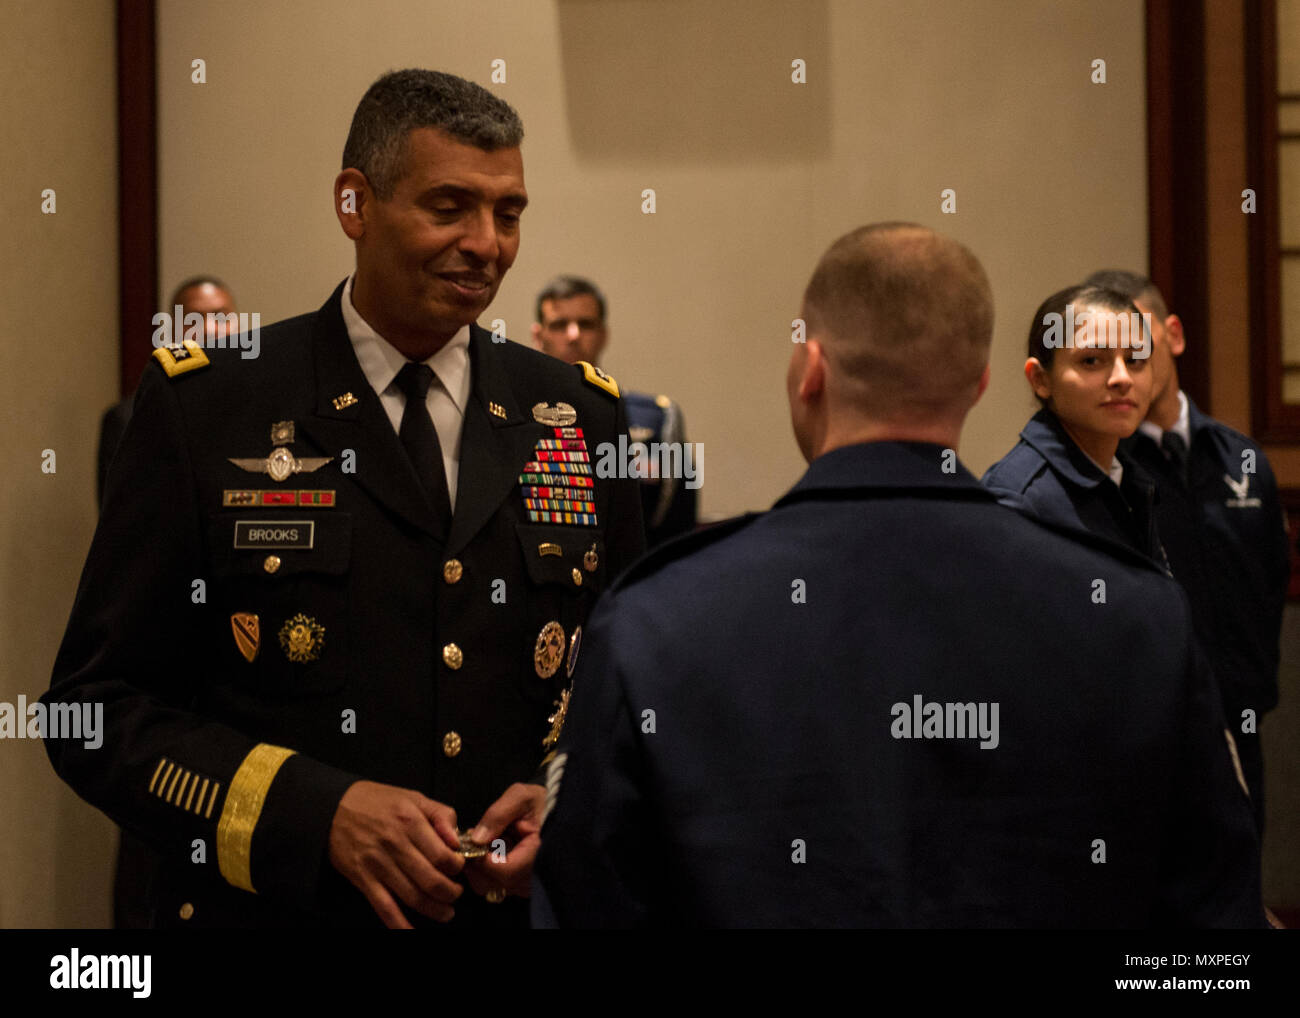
left=394, top=362, right=453, bottom=536
left=1161, top=430, right=1188, bottom=483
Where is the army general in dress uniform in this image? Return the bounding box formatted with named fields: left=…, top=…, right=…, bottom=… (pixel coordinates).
left=43, top=69, right=643, bottom=929
left=533, top=223, right=1262, bottom=928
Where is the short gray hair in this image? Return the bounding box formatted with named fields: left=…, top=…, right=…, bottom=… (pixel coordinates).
left=342, top=69, right=523, bottom=199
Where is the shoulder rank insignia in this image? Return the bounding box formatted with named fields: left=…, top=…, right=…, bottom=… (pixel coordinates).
left=576, top=360, right=620, bottom=399
left=152, top=340, right=210, bottom=379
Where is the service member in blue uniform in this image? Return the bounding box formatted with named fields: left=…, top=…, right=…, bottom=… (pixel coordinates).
left=533, top=223, right=1262, bottom=928
left=983, top=284, right=1165, bottom=565
left=1085, top=269, right=1290, bottom=832
left=43, top=69, right=644, bottom=929
left=531, top=275, right=697, bottom=547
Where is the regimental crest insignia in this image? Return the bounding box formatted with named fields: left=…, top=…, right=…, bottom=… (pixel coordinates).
left=231, top=612, right=260, bottom=662
left=278, top=613, right=325, bottom=663
left=532, top=402, right=577, bottom=427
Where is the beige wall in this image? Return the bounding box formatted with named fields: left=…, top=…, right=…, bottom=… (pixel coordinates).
left=157, top=0, right=1148, bottom=520
left=0, top=0, right=119, bottom=926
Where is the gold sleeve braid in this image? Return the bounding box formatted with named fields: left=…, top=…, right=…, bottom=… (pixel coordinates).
left=216, top=743, right=296, bottom=893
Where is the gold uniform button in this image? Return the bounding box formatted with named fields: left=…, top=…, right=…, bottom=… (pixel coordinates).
left=443, top=643, right=463, bottom=670
left=442, top=731, right=462, bottom=757
left=179, top=902, right=194, bottom=921
left=263, top=555, right=281, bottom=574
left=571, top=568, right=582, bottom=587
left=443, top=559, right=463, bottom=584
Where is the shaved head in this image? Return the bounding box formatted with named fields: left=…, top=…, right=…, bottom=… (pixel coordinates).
left=802, top=222, right=994, bottom=421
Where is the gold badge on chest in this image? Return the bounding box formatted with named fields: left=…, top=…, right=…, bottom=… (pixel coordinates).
left=534, top=621, right=566, bottom=679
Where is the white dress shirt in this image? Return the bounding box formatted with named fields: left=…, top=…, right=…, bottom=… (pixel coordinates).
left=1137, top=389, right=1191, bottom=451
left=340, top=275, right=472, bottom=509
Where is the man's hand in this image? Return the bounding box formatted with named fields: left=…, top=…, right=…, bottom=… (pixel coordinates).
left=328, top=780, right=465, bottom=928
left=463, top=782, right=546, bottom=900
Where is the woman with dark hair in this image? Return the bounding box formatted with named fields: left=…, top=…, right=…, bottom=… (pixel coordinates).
left=983, top=284, right=1166, bottom=564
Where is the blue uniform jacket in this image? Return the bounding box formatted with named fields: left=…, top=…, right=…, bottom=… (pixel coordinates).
left=1121, top=398, right=1290, bottom=823
left=533, top=441, right=1262, bottom=928
left=982, top=408, right=1164, bottom=567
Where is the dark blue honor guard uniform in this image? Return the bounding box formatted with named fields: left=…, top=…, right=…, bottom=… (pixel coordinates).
left=622, top=391, right=697, bottom=547
left=1122, top=396, right=1290, bottom=830
left=43, top=281, right=644, bottom=928
left=982, top=408, right=1165, bottom=565
left=533, top=442, right=1262, bottom=928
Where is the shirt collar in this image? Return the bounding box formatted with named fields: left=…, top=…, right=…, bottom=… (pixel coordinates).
left=1136, top=389, right=1190, bottom=448
left=340, top=275, right=471, bottom=411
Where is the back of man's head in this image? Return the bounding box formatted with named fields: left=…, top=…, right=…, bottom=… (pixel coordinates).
left=802, top=223, right=994, bottom=423
left=1082, top=269, right=1168, bottom=320
left=342, top=68, right=524, bottom=200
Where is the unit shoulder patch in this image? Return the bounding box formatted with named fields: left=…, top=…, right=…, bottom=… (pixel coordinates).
left=576, top=360, right=620, bottom=399
left=152, top=340, right=211, bottom=379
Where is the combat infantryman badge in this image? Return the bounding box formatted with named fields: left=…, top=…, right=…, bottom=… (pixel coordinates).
left=532, top=402, right=578, bottom=427
left=278, top=613, right=325, bottom=663
left=231, top=612, right=260, bottom=662
left=534, top=621, right=566, bottom=679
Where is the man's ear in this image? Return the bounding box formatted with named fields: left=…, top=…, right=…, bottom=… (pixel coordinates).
left=974, top=362, right=991, bottom=404
left=334, top=169, right=370, bottom=241
left=529, top=322, right=544, bottom=350
left=799, top=339, right=827, bottom=402
left=1164, top=314, right=1186, bottom=358
left=1024, top=357, right=1051, bottom=401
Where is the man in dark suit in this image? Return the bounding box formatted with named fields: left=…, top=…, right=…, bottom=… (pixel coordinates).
left=1086, top=269, right=1290, bottom=834
left=97, top=276, right=238, bottom=508
left=44, top=68, right=643, bottom=929
left=530, top=275, right=697, bottom=547
left=534, top=223, right=1262, bottom=928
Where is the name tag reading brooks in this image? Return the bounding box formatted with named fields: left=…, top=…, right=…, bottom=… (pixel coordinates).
left=234, top=520, right=315, bottom=549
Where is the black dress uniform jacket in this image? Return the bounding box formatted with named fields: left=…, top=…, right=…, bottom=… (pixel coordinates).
left=44, top=281, right=644, bottom=928
left=533, top=442, right=1262, bottom=927
left=1122, top=397, right=1290, bottom=827
left=982, top=408, right=1163, bottom=564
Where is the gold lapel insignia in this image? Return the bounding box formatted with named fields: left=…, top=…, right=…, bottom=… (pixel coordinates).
left=532, top=401, right=578, bottom=427
left=332, top=392, right=358, bottom=410
left=231, top=612, right=260, bottom=662
left=534, top=621, right=566, bottom=679
left=270, top=420, right=295, bottom=445
left=229, top=447, right=333, bottom=483
left=488, top=401, right=507, bottom=419
left=279, top=613, right=325, bottom=663
left=542, top=688, right=572, bottom=750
